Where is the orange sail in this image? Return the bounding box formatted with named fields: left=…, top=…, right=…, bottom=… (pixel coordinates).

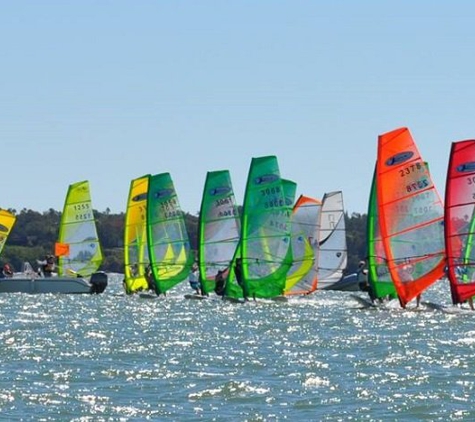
left=376, top=127, right=445, bottom=307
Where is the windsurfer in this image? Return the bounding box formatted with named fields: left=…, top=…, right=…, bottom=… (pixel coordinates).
left=189, top=263, right=200, bottom=295
left=234, top=257, right=249, bottom=301
left=399, top=261, right=422, bottom=307
left=145, top=265, right=155, bottom=292
left=357, top=260, right=376, bottom=302
left=214, top=269, right=226, bottom=296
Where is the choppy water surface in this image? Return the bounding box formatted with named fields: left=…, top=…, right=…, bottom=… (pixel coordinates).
left=0, top=275, right=474, bottom=421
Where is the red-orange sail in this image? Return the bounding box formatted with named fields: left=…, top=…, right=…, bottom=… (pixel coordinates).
left=376, top=127, right=445, bottom=308
left=444, top=140, right=475, bottom=304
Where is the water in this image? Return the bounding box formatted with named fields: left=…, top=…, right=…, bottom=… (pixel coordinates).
left=0, top=275, right=474, bottom=421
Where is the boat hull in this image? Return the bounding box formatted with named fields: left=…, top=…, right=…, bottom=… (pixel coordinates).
left=318, top=273, right=361, bottom=291
left=0, top=272, right=108, bottom=294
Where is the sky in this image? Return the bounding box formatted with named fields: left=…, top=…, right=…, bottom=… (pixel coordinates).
left=1, top=1, right=474, bottom=216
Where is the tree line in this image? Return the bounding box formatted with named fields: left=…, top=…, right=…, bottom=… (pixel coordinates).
left=1, top=208, right=367, bottom=275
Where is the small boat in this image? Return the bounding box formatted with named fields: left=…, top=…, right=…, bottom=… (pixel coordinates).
left=376, top=127, right=445, bottom=308
left=0, top=181, right=108, bottom=294
left=444, top=140, right=475, bottom=306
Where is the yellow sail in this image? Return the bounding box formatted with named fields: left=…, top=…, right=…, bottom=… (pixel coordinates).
left=124, top=175, right=150, bottom=293
left=0, top=209, right=16, bottom=256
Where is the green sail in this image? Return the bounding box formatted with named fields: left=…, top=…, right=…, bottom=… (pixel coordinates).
left=198, top=170, right=240, bottom=295
left=367, top=167, right=397, bottom=300
left=281, top=180, right=314, bottom=291
left=239, top=156, right=293, bottom=299
left=57, top=180, right=103, bottom=277
left=124, top=175, right=150, bottom=294
left=147, top=172, right=193, bottom=295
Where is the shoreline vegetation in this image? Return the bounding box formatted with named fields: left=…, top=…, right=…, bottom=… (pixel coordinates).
left=1, top=208, right=367, bottom=275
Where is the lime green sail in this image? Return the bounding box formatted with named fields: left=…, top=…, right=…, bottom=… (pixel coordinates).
left=124, top=175, right=150, bottom=294
left=198, top=170, right=240, bottom=295
left=147, top=172, right=193, bottom=295
left=57, top=180, right=103, bottom=277
left=237, top=156, right=293, bottom=299
left=0, top=209, right=16, bottom=256
left=285, top=195, right=320, bottom=293
left=367, top=166, right=397, bottom=300
left=257, top=179, right=296, bottom=287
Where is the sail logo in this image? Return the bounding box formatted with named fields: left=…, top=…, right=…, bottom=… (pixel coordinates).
left=254, top=174, right=279, bottom=185
left=385, top=151, right=414, bottom=166
left=154, top=188, right=174, bottom=199
left=210, top=186, right=231, bottom=196
left=456, top=162, right=475, bottom=173
left=0, top=224, right=8, bottom=233
left=132, top=193, right=147, bottom=202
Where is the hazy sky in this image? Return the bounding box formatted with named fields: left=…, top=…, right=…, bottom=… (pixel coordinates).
left=1, top=2, right=474, bottom=215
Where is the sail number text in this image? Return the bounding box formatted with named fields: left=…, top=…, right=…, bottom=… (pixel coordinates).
left=215, top=196, right=238, bottom=217
left=406, top=178, right=429, bottom=193
left=73, top=203, right=90, bottom=211
left=73, top=203, right=92, bottom=221
left=75, top=212, right=92, bottom=221
left=218, top=209, right=237, bottom=218
left=399, top=162, right=423, bottom=177
left=215, top=196, right=233, bottom=207
left=466, top=177, right=475, bottom=199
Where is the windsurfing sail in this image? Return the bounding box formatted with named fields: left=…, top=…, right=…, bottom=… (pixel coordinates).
left=0, top=209, right=16, bottom=256
left=229, top=155, right=293, bottom=299
left=317, top=191, right=348, bottom=289
left=147, top=172, right=193, bottom=295
left=377, top=127, right=445, bottom=308
left=367, top=166, right=397, bottom=300
left=57, top=180, right=103, bottom=277
left=124, top=175, right=150, bottom=293
left=198, top=170, right=240, bottom=295
left=445, top=140, right=475, bottom=305
left=285, top=195, right=322, bottom=295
